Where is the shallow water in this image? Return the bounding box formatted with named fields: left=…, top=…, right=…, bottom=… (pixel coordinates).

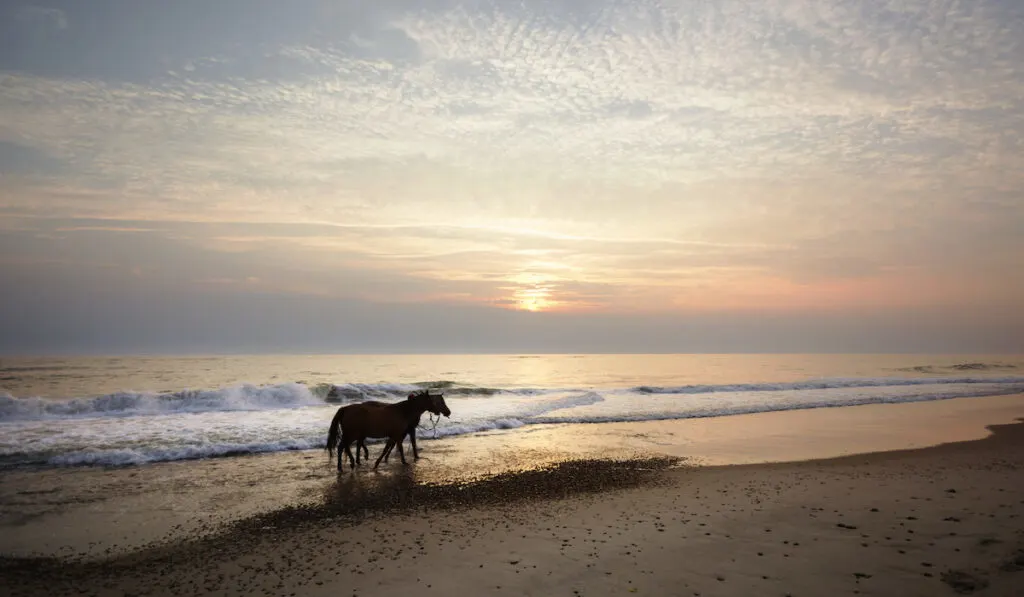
left=1, top=353, right=1022, bottom=468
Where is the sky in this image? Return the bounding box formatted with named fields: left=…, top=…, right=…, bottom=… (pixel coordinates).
left=1, top=0, right=1023, bottom=354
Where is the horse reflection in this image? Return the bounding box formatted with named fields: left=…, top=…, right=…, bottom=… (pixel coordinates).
left=321, top=463, right=424, bottom=515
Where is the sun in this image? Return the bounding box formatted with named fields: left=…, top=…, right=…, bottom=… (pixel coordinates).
left=504, top=270, right=563, bottom=312
left=518, top=295, right=551, bottom=312
left=514, top=286, right=555, bottom=312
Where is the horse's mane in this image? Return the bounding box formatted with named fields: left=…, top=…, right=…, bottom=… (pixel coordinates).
left=398, top=390, right=429, bottom=415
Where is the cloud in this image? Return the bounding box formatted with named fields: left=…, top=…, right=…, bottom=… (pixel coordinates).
left=17, top=5, right=67, bottom=30
left=0, top=0, right=1022, bottom=337
left=0, top=139, right=65, bottom=174
left=1, top=1, right=1019, bottom=203
left=3, top=261, right=1022, bottom=355
left=3, top=214, right=1021, bottom=319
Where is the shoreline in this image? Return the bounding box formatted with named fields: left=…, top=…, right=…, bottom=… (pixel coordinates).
left=1, top=393, right=1023, bottom=563
left=2, top=417, right=1023, bottom=596
left=2, top=399, right=1024, bottom=593
left=4, top=390, right=1022, bottom=471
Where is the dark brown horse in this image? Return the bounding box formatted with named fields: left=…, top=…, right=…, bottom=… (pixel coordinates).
left=329, top=403, right=371, bottom=464
left=326, top=390, right=450, bottom=470
left=333, top=398, right=424, bottom=465
left=354, top=397, right=433, bottom=464
left=373, top=392, right=449, bottom=463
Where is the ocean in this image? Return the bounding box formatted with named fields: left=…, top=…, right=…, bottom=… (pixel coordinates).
left=2, top=353, right=1023, bottom=469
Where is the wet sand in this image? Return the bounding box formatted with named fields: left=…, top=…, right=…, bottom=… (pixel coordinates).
left=2, top=395, right=1024, bottom=596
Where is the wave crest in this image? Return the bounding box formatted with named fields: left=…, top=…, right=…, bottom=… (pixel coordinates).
left=0, top=383, right=318, bottom=422
left=632, top=376, right=1024, bottom=394
left=896, top=362, right=1019, bottom=374
left=4, top=375, right=1024, bottom=424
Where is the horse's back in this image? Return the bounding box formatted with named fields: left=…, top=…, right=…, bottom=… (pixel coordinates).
left=341, top=402, right=405, bottom=438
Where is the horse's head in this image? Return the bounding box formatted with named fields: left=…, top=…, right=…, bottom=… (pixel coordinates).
left=409, top=390, right=450, bottom=418
left=430, top=393, right=451, bottom=418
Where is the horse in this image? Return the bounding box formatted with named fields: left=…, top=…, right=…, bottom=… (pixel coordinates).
left=368, top=392, right=449, bottom=464
left=353, top=397, right=434, bottom=464
left=326, top=390, right=450, bottom=470
left=326, top=391, right=450, bottom=470
left=329, top=403, right=372, bottom=464
left=333, top=399, right=424, bottom=465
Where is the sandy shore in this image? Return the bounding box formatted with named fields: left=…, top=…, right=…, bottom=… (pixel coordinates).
left=2, top=395, right=1024, bottom=596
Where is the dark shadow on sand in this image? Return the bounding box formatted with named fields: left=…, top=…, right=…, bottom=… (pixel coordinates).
left=243, top=455, right=681, bottom=531
left=0, top=456, right=680, bottom=583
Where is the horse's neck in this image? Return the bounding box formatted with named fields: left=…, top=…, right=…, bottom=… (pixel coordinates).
left=398, top=399, right=427, bottom=420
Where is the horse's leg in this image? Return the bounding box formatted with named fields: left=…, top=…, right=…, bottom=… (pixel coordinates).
left=361, top=440, right=369, bottom=462
left=396, top=435, right=407, bottom=465
left=382, top=434, right=400, bottom=463
left=410, top=429, right=419, bottom=460
left=336, top=434, right=345, bottom=471
left=341, top=436, right=356, bottom=469
left=374, top=439, right=394, bottom=469
left=385, top=436, right=397, bottom=464
left=355, top=439, right=363, bottom=465
left=347, top=443, right=357, bottom=469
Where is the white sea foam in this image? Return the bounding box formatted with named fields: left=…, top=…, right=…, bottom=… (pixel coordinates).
left=2, top=377, right=1024, bottom=468
left=48, top=438, right=323, bottom=467
left=630, top=376, right=1024, bottom=394
left=0, top=382, right=321, bottom=421
left=534, top=383, right=1024, bottom=423
left=5, top=376, right=1023, bottom=423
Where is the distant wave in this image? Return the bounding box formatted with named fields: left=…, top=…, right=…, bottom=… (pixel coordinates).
left=535, top=385, right=1024, bottom=424
left=0, top=365, right=96, bottom=373
left=631, top=375, right=1024, bottom=394
left=895, top=362, right=1019, bottom=374
left=310, top=381, right=525, bottom=402
left=0, top=382, right=320, bottom=422
left=4, top=376, right=1024, bottom=423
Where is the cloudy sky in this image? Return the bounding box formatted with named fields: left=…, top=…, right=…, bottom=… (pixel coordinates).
left=1, top=0, right=1022, bottom=354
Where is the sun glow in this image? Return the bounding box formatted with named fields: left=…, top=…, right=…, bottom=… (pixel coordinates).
left=516, top=288, right=555, bottom=312
left=508, top=271, right=558, bottom=312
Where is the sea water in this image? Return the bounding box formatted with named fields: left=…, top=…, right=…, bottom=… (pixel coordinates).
left=1, top=354, right=1022, bottom=468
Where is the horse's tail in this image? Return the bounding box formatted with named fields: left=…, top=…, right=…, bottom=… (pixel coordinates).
left=326, top=406, right=346, bottom=459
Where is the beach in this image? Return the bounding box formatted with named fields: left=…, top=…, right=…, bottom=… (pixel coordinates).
left=5, top=0, right=1024, bottom=590
left=3, top=393, right=1023, bottom=596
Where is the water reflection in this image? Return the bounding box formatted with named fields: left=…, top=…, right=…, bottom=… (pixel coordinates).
left=314, top=453, right=679, bottom=522
left=322, top=465, right=426, bottom=515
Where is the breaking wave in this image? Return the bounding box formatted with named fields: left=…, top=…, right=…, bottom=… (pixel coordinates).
left=0, top=383, right=320, bottom=422
left=4, top=376, right=1024, bottom=423
left=2, top=376, right=1024, bottom=469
